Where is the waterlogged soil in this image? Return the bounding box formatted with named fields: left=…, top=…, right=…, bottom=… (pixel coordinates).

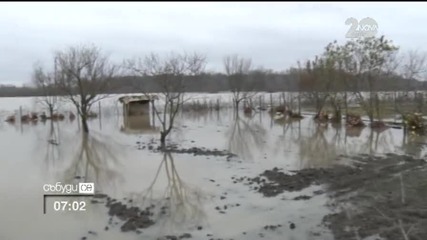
left=136, top=140, right=237, bottom=158
left=158, top=146, right=237, bottom=159
left=81, top=136, right=427, bottom=240
left=324, top=153, right=427, bottom=240
left=86, top=194, right=258, bottom=240
left=84, top=194, right=194, bottom=240
left=234, top=166, right=359, bottom=197
left=86, top=192, right=300, bottom=240
left=235, top=153, right=427, bottom=240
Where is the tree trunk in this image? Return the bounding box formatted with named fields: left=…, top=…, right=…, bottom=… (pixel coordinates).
left=315, top=97, right=323, bottom=119
left=394, top=91, right=400, bottom=123
left=160, top=131, right=166, bottom=146
left=234, top=100, right=241, bottom=119
left=374, top=93, right=380, bottom=120
left=81, top=115, right=89, bottom=133
left=332, top=105, right=341, bottom=123
left=368, top=112, right=374, bottom=123
left=415, top=91, right=423, bottom=113
left=336, top=109, right=341, bottom=122
left=344, top=91, right=348, bottom=117
left=315, top=109, right=321, bottom=119
left=160, top=127, right=172, bottom=146
left=80, top=103, right=90, bottom=133
left=48, top=106, right=54, bottom=118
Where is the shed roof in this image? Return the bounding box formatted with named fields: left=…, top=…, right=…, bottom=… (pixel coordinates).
left=118, top=95, right=158, bottom=104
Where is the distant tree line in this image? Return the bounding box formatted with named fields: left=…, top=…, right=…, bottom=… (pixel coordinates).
left=0, top=70, right=425, bottom=97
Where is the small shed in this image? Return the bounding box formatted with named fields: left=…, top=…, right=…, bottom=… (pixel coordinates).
left=120, top=115, right=159, bottom=134
left=118, top=95, right=158, bottom=116
left=118, top=94, right=159, bottom=134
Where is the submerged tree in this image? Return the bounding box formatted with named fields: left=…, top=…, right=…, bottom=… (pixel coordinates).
left=32, top=62, right=60, bottom=118
left=322, top=40, right=352, bottom=121
left=127, top=52, right=206, bottom=145
left=298, top=56, right=333, bottom=119
left=223, top=54, right=255, bottom=113
left=54, top=44, right=118, bottom=133
left=341, top=36, right=399, bottom=124
left=400, top=50, right=427, bottom=114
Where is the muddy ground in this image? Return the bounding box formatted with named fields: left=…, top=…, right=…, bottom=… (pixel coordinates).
left=237, top=153, right=427, bottom=240
left=85, top=145, right=427, bottom=240
left=136, top=140, right=237, bottom=159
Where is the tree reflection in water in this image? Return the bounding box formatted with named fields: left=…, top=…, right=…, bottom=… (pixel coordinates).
left=298, top=122, right=341, bottom=168
left=273, top=117, right=302, bottom=156
left=297, top=121, right=397, bottom=168
left=61, top=132, right=125, bottom=194
left=400, top=130, right=427, bottom=158
left=33, top=120, right=62, bottom=173
left=361, top=128, right=395, bottom=155
left=128, top=152, right=211, bottom=233
left=44, top=121, right=61, bottom=170
left=226, top=115, right=267, bottom=161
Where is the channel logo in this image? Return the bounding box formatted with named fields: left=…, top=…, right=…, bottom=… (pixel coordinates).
left=78, top=183, right=95, bottom=194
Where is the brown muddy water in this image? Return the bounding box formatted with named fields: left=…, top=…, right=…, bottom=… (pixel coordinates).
left=0, top=95, right=426, bottom=240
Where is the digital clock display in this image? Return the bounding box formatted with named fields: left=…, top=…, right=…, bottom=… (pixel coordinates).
left=42, top=184, right=95, bottom=214
left=53, top=201, right=86, bottom=211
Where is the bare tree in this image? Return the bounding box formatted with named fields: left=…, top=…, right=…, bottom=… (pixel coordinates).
left=322, top=40, right=354, bottom=122
left=379, top=51, right=401, bottom=119
left=401, top=50, right=427, bottom=82
left=32, top=62, right=60, bottom=118
left=127, top=52, right=206, bottom=146
left=298, top=56, right=333, bottom=119
left=273, top=67, right=301, bottom=116
left=340, top=36, right=399, bottom=124
left=223, top=54, right=255, bottom=112
left=399, top=50, right=427, bottom=113
left=54, top=44, right=118, bottom=133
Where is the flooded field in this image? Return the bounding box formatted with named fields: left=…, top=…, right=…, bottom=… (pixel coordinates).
left=0, top=94, right=426, bottom=240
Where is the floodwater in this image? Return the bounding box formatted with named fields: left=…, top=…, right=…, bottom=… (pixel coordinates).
left=0, top=94, right=424, bottom=240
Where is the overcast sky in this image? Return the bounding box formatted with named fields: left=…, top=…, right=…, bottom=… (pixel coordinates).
left=1, top=2, right=426, bottom=85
